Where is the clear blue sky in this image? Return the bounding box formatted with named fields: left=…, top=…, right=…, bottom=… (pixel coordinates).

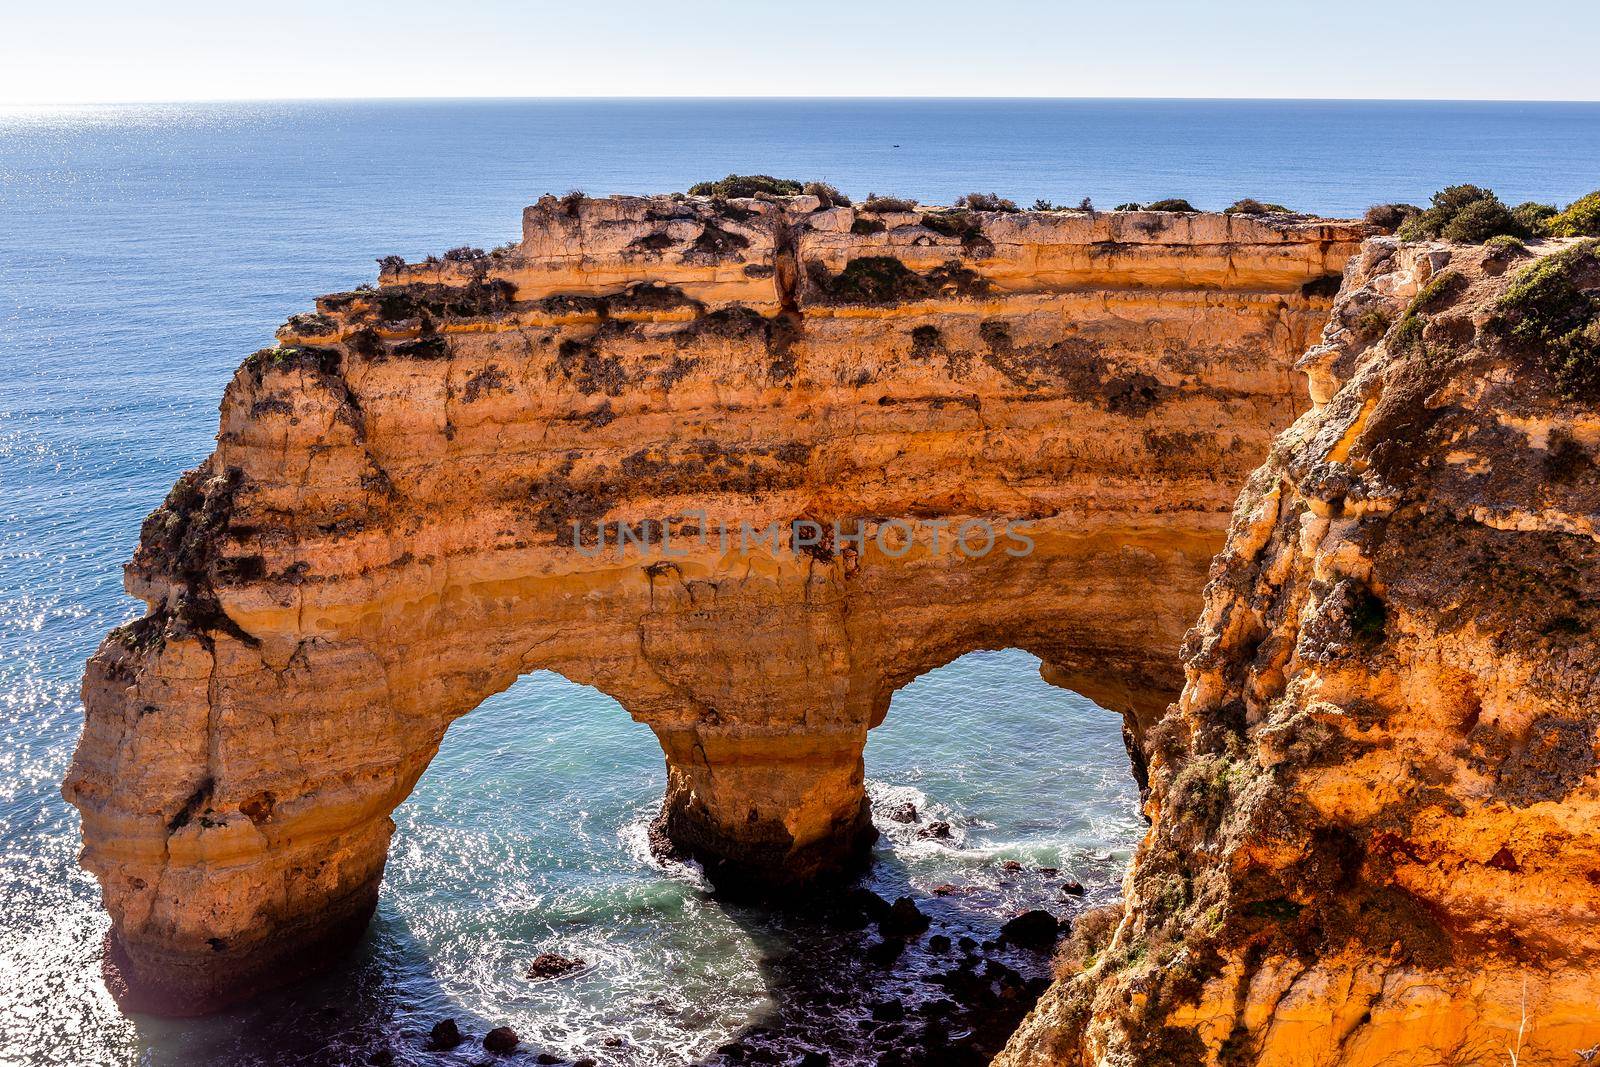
left=2, top=0, right=1597, bottom=104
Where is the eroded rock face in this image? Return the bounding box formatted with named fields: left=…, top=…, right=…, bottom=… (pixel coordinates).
left=998, top=239, right=1600, bottom=1065
left=63, top=192, right=1364, bottom=1013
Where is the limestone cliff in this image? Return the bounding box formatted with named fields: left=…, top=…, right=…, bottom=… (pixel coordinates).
left=997, top=238, right=1600, bottom=1066
left=63, top=192, right=1362, bottom=1013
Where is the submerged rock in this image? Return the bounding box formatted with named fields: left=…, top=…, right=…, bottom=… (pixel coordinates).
left=878, top=897, right=930, bottom=938
left=426, top=1018, right=463, bottom=1051
left=483, top=1025, right=519, bottom=1053
left=526, top=952, right=585, bottom=980
left=999, top=910, right=1061, bottom=950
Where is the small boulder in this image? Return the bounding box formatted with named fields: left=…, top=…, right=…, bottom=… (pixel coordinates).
left=427, top=1018, right=464, bottom=1051
left=1001, top=860, right=1022, bottom=872
left=878, top=896, right=930, bottom=938
left=865, top=938, right=905, bottom=966
left=536, top=1054, right=564, bottom=1065
left=870, top=999, right=906, bottom=1022
left=1038, top=866, right=1059, bottom=875
left=527, top=952, right=586, bottom=980
left=798, top=1051, right=830, bottom=1066
left=1059, top=879, right=1086, bottom=897
left=917, top=821, right=952, bottom=840
left=928, top=934, right=951, bottom=953
left=1000, top=909, right=1062, bottom=950
left=483, top=1026, right=520, bottom=1054
left=889, top=802, right=919, bottom=824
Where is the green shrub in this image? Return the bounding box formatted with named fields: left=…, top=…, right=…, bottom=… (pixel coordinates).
left=1396, top=184, right=1525, bottom=243
left=809, top=256, right=988, bottom=304
left=1441, top=198, right=1525, bottom=242
left=1224, top=198, right=1291, bottom=215
left=1410, top=268, right=1465, bottom=313
left=1546, top=191, right=1600, bottom=237
left=1144, top=198, right=1196, bottom=212
left=688, top=174, right=803, bottom=199
left=1493, top=240, right=1600, bottom=397
left=1392, top=313, right=1426, bottom=350
left=377, top=254, right=406, bottom=273
left=1485, top=234, right=1529, bottom=257
left=1353, top=306, right=1393, bottom=339
left=860, top=194, right=917, bottom=213
left=1390, top=268, right=1465, bottom=350
left=1034, top=197, right=1094, bottom=211
left=1114, top=202, right=1142, bottom=211
left=803, top=181, right=851, bottom=207
left=956, top=192, right=1020, bottom=213
left=920, top=210, right=991, bottom=251
left=1364, top=203, right=1422, bottom=231
left=1513, top=201, right=1559, bottom=235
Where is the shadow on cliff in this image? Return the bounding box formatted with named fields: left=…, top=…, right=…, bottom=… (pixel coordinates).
left=125, top=903, right=481, bottom=1066
left=681, top=842, right=1069, bottom=1067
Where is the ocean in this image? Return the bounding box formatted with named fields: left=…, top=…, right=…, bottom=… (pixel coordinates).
left=3, top=98, right=1598, bottom=1066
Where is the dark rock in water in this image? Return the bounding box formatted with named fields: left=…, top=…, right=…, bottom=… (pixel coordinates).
left=1000, top=909, right=1062, bottom=950
left=574, top=1060, right=597, bottom=1067
left=957, top=935, right=978, bottom=952
left=888, top=802, right=919, bottom=824
left=818, top=886, right=889, bottom=931
left=1037, top=866, right=1059, bottom=875
left=930, top=883, right=961, bottom=896
left=427, top=1018, right=463, bottom=1051
left=535, top=1054, right=563, bottom=1065
left=1001, top=859, right=1023, bottom=872
left=368, top=1051, right=394, bottom=1066
left=917, top=821, right=952, bottom=840
left=871, top=999, right=906, bottom=1022
left=1060, top=878, right=1086, bottom=896
left=928, top=934, right=952, bottom=953
left=865, top=937, right=906, bottom=966
left=717, top=1041, right=746, bottom=1060
left=879, top=896, right=930, bottom=938
left=527, top=952, right=586, bottom=979
left=797, top=1051, right=830, bottom=1066
left=483, top=1026, right=519, bottom=1054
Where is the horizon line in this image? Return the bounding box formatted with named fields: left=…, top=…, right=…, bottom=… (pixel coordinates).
left=6, top=94, right=1600, bottom=108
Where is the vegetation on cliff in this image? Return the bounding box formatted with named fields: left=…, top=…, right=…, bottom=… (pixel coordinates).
left=1492, top=239, right=1600, bottom=397
left=1389, top=184, right=1600, bottom=243
left=688, top=173, right=804, bottom=198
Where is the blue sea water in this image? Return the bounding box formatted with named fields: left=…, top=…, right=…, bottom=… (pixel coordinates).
left=2, top=98, right=1599, bottom=1066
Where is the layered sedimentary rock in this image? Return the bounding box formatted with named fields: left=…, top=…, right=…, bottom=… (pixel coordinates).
left=998, top=239, right=1600, bottom=1065
left=63, top=192, right=1363, bottom=1013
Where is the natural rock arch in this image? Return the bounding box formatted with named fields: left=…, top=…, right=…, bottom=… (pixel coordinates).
left=64, top=193, right=1366, bottom=1013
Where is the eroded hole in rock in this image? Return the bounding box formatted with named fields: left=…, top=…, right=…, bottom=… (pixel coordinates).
left=160, top=655, right=1143, bottom=1066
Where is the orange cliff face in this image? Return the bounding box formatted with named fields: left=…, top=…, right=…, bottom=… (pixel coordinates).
left=61, top=191, right=1365, bottom=1014
left=997, top=238, right=1600, bottom=1067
